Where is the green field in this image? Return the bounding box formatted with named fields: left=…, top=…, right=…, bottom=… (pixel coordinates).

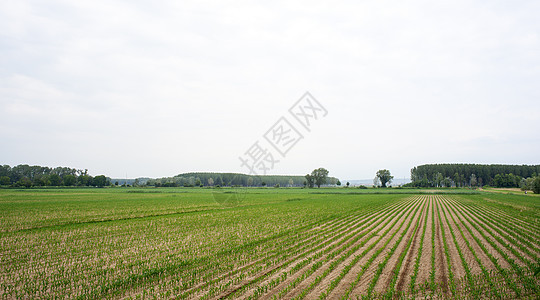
left=1, top=188, right=538, bottom=299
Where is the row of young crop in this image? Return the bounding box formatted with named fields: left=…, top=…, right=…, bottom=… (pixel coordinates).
left=205, top=196, right=422, bottom=299
left=256, top=198, right=418, bottom=299
left=294, top=194, right=538, bottom=300
left=3, top=193, right=537, bottom=299
left=2, top=199, right=381, bottom=299
left=224, top=196, right=428, bottom=300
left=110, top=196, right=414, bottom=299
left=157, top=195, right=422, bottom=299
left=193, top=201, right=396, bottom=299
left=189, top=197, right=415, bottom=299
left=444, top=196, right=539, bottom=297
left=428, top=195, right=539, bottom=299
left=229, top=195, right=501, bottom=300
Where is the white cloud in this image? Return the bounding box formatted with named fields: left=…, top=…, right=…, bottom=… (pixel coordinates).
left=1, top=0, right=539, bottom=179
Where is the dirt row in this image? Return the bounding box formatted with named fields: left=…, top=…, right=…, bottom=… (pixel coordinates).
left=242, top=196, right=426, bottom=300
left=150, top=194, right=539, bottom=299
left=189, top=196, right=421, bottom=299
left=254, top=196, right=424, bottom=300
left=122, top=200, right=395, bottom=299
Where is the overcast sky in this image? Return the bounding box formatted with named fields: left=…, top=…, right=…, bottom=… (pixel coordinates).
left=1, top=0, right=539, bottom=180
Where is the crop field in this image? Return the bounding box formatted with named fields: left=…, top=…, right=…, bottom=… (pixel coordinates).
left=0, top=188, right=539, bottom=299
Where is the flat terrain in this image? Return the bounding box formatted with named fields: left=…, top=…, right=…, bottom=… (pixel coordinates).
left=0, top=188, right=538, bottom=299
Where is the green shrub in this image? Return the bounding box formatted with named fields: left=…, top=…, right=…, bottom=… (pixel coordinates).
left=533, top=177, right=540, bottom=194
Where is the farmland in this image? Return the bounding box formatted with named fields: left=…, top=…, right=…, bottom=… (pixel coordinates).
left=0, top=188, right=539, bottom=299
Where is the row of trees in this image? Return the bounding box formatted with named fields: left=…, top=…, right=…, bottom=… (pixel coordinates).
left=0, top=165, right=110, bottom=187
left=409, top=164, right=540, bottom=187
left=146, top=172, right=339, bottom=188
left=406, top=164, right=540, bottom=193
left=305, top=168, right=394, bottom=189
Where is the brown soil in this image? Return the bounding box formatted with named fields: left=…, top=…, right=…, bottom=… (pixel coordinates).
left=373, top=198, right=425, bottom=294
left=480, top=199, right=540, bottom=238
left=285, top=198, right=420, bottom=299
left=188, top=208, right=377, bottom=299
left=345, top=197, right=424, bottom=298
left=395, top=196, right=428, bottom=292
left=435, top=196, right=466, bottom=282
left=463, top=202, right=540, bottom=255
left=413, top=196, right=433, bottom=289
left=158, top=195, right=537, bottom=299
left=438, top=198, right=483, bottom=277
left=435, top=200, right=449, bottom=295
left=256, top=197, right=418, bottom=300
left=445, top=198, right=516, bottom=270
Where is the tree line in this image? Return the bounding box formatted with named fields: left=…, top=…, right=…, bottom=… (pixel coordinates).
left=407, top=163, right=540, bottom=191
left=0, top=166, right=339, bottom=189
left=0, top=164, right=110, bottom=187
left=146, top=172, right=339, bottom=188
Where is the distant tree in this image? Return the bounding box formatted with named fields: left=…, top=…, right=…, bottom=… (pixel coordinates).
left=442, top=177, right=452, bottom=188
left=310, top=168, right=329, bottom=188
left=470, top=174, right=477, bottom=187
left=93, top=175, right=108, bottom=188
left=533, top=176, right=540, bottom=194
left=288, top=178, right=294, bottom=187
left=115, top=181, right=119, bottom=186
left=0, top=176, right=10, bottom=185
left=336, top=180, right=341, bottom=186
left=493, top=174, right=504, bottom=187
left=376, top=169, right=393, bottom=188
left=49, top=174, right=62, bottom=186
left=373, top=176, right=380, bottom=187
left=261, top=181, right=267, bottom=187
left=78, top=175, right=92, bottom=186
left=207, top=178, right=214, bottom=186
left=18, top=177, right=32, bottom=188
left=453, top=172, right=460, bottom=187
left=435, top=172, right=444, bottom=187
left=493, top=173, right=520, bottom=188
left=520, top=177, right=535, bottom=191
left=63, top=175, right=76, bottom=186
left=346, top=181, right=350, bottom=187
left=194, top=178, right=201, bottom=186
left=303, top=180, right=307, bottom=188
left=274, top=183, right=280, bottom=188
left=305, top=174, right=314, bottom=188
left=216, top=177, right=224, bottom=187
left=247, top=177, right=254, bottom=187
